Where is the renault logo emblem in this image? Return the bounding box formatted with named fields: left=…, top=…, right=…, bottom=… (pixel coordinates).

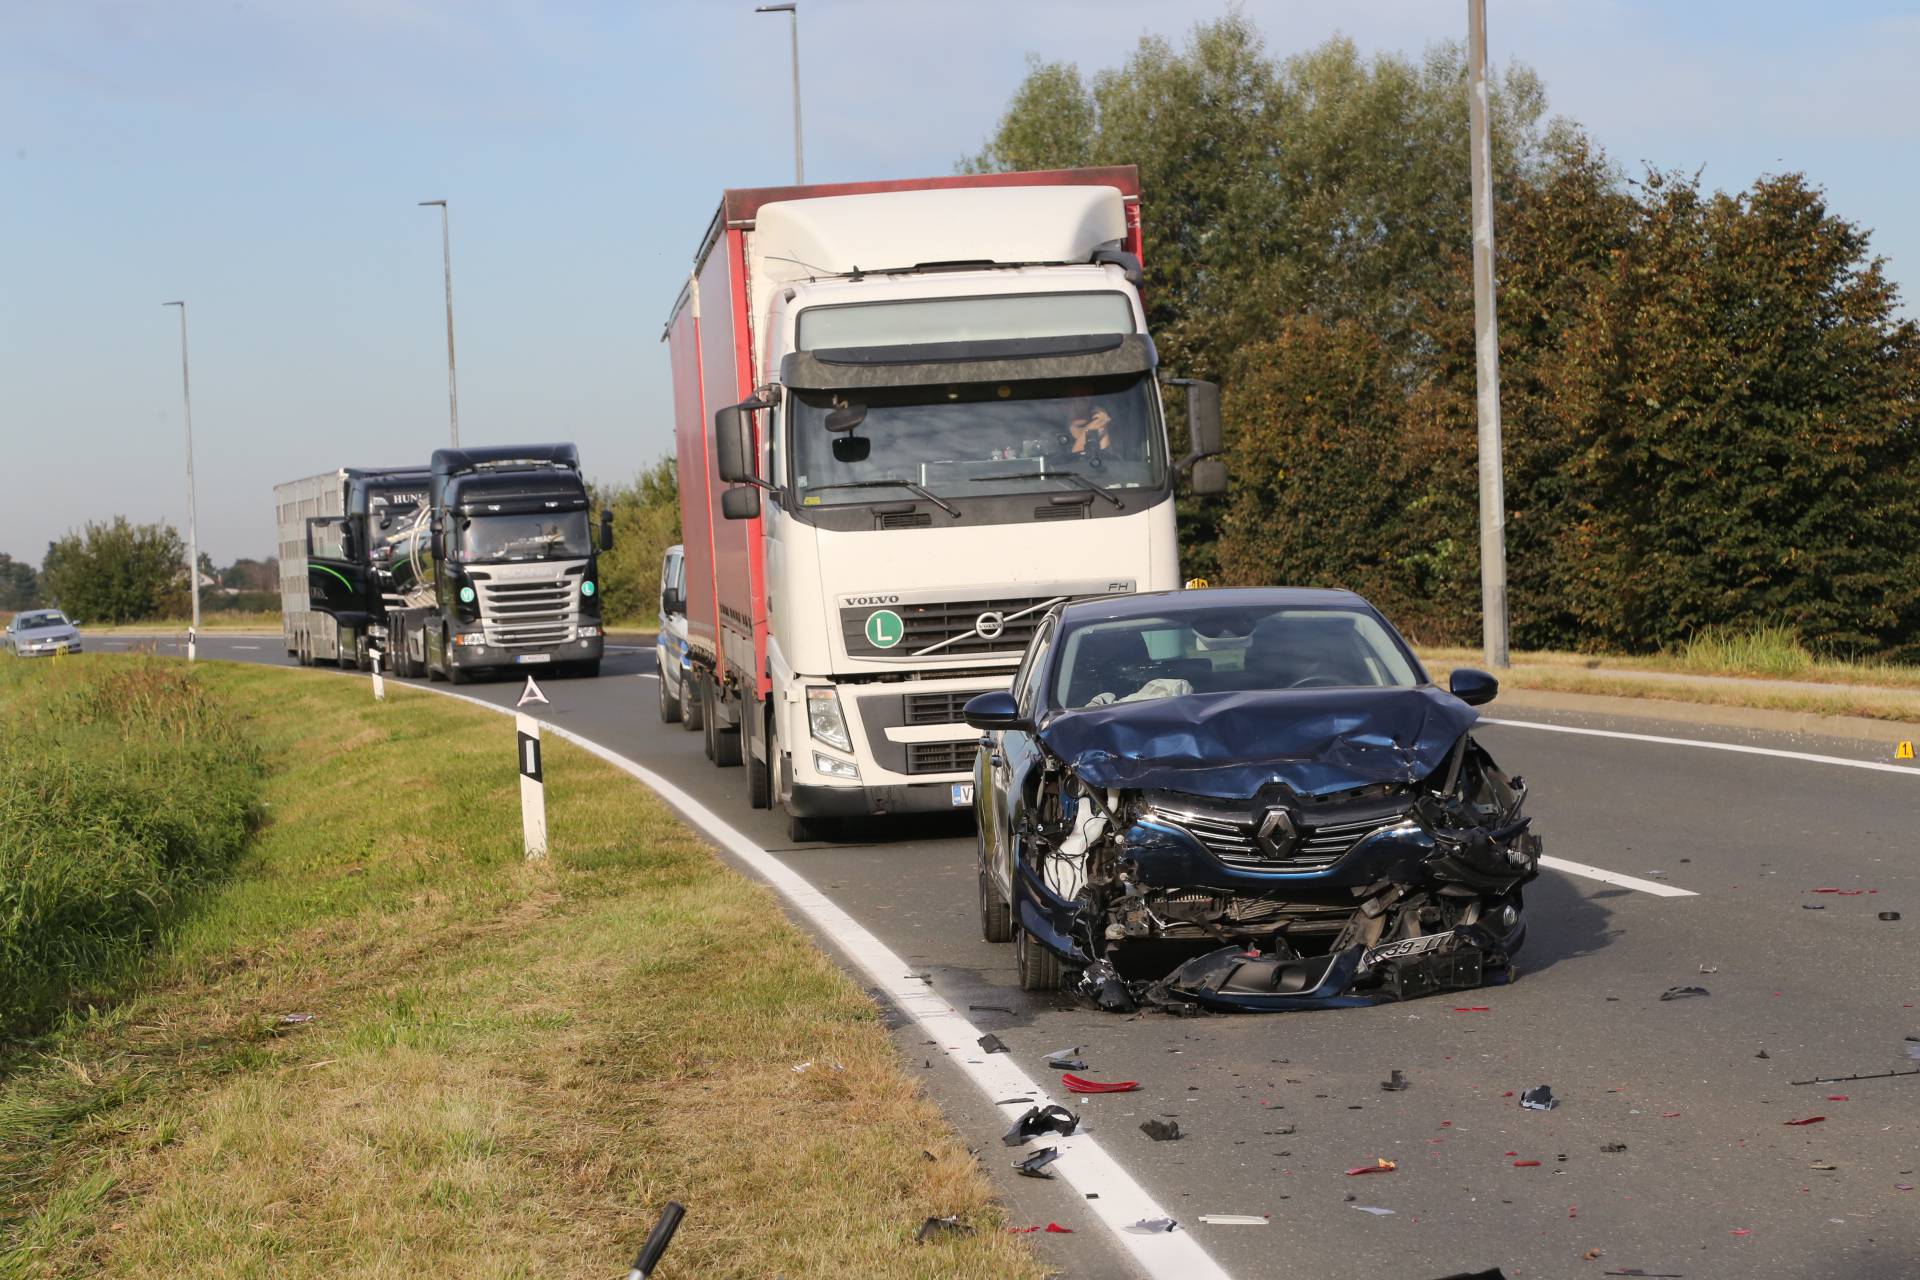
left=1255, top=807, right=1300, bottom=858
left=975, top=611, right=1005, bottom=640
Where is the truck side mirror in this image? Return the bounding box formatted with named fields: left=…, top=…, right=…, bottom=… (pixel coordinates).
left=1185, top=380, right=1222, bottom=459
left=715, top=396, right=768, bottom=484
left=1190, top=457, right=1227, bottom=496
left=720, top=487, right=761, bottom=520
left=599, top=508, right=615, bottom=552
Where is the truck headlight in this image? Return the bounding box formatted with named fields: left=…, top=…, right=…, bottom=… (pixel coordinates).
left=454, top=632, right=487, bottom=646
left=807, top=687, right=852, bottom=752
left=813, top=752, right=861, bottom=780
left=577, top=625, right=602, bottom=638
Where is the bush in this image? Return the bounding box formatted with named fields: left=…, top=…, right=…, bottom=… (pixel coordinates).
left=0, top=657, right=263, bottom=1034
left=591, top=459, right=680, bottom=627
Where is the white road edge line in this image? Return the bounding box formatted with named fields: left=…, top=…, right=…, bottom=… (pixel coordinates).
left=1536, top=856, right=1696, bottom=898
left=414, top=680, right=1233, bottom=1280
left=1483, top=717, right=1920, bottom=777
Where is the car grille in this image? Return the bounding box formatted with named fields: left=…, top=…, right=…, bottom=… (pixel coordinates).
left=904, top=690, right=973, bottom=725
left=906, top=741, right=975, bottom=775
left=474, top=576, right=577, bottom=648
left=841, top=594, right=1060, bottom=658
left=1148, top=803, right=1414, bottom=871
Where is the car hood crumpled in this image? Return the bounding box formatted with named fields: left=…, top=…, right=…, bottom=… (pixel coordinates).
left=1035, top=686, right=1477, bottom=800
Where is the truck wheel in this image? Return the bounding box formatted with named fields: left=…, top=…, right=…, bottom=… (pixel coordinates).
left=700, top=679, right=718, bottom=762
left=448, top=664, right=472, bottom=686
left=657, top=670, right=682, bottom=723
left=785, top=809, right=821, bottom=843
left=1016, top=925, right=1064, bottom=992
left=713, top=725, right=742, bottom=768
left=681, top=672, right=704, bottom=732
left=748, top=707, right=772, bottom=809
left=575, top=659, right=601, bottom=679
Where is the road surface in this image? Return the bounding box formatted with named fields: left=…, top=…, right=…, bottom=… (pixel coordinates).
left=98, top=633, right=1920, bottom=1279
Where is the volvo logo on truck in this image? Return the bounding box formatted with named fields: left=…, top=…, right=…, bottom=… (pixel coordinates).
left=975, top=611, right=1006, bottom=640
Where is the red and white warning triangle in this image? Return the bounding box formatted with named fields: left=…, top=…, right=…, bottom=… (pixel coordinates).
left=517, top=675, right=549, bottom=708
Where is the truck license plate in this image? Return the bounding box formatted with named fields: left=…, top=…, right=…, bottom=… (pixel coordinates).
left=950, top=783, right=974, bottom=807
left=515, top=654, right=551, bottom=664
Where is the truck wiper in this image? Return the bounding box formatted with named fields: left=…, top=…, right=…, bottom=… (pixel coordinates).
left=969, top=470, right=1122, bottom=508
left=807, top=479, right=960, bottom=518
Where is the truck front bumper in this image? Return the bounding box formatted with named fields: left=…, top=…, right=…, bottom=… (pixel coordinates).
left=449, top=634, right=604, bottom=670
left=789, top=779, right=975, bottom=819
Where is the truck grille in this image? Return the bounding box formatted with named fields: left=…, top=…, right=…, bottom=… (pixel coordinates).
left=841, top=594, right=1060, bottom=658
left=904, top=690, right=973, bottom=725
left=475, top=577, right=577, bottom=648
left=906, top=741, right=976, bottom=775
left=1147, top=804, right=1413, bottom=872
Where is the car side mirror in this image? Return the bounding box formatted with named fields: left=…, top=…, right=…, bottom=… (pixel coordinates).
left=599, top=508, right=615, bottom=552
left=963, top=689, right=1029, bottom=732
left=1449, top=667, right=1499, bottom=707
left=720, top=486, right=761, bottom=520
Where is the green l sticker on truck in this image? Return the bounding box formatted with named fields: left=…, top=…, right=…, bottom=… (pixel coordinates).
left=864, top=609, right=904, bottom=649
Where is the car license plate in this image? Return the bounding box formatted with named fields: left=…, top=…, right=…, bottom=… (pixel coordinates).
left=950, top=783, right=974, bottom=807
left=515, top=654, right=551, bottom=664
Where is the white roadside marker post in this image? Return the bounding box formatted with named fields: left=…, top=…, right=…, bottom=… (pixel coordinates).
left=371, top=648, right=386, bottom=701
left=516, top=676, right=550, bottom=859
left=187, top=627, right=196, bottom=663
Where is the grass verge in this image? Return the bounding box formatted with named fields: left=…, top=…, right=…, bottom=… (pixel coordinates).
left=0, top=658, right=1044, bottom=1279
left=79, top=613, right=282, bottom=635
left=0, top=658, right=263, bottom=1033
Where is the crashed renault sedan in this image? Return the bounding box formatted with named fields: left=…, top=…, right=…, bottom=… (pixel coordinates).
left=965, top=587, right=1540, bottom=1013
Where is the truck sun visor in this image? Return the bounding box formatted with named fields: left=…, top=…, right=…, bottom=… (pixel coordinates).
left=781, top=333, right=1156, bottom=391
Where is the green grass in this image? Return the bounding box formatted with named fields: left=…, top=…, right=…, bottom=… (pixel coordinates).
left=0, top=658, right=264, bottom=1034
left=0, top=659, right=1044, bottom=1280
left=80, top=612, right=281, bottom=635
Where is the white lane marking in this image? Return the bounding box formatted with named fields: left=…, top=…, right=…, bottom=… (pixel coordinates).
left=413, top=680, right=1233, bottom=1280
left=1537, top=856, right=1697, bottom=898
left=230, top=645, right=261, bottom=650
left=634, top=673, right=659, bottom=680
left=1484, top=717, right=1920, bottom=777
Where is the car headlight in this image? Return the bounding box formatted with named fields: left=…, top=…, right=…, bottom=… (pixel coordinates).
left=813, top=752, right=861, bottom=780
left=807, top=687, right=852, bottom=751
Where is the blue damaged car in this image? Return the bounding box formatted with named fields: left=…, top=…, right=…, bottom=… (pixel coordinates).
left=965, top=587, right=1541, bottom=1013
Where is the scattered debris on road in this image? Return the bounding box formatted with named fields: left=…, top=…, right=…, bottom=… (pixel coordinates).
left=1659, top=986, right=1709, bottom=1001
left=1197, top=1214, right=1269, bottom=1225
left=1007, top=1223, right=1074, bottom=1234
left=1002, top=1105, right=1079, bottom=1146
left=1381, top=1069, right=1411, bottom=1091
left=1783, top=1116, right=1826, bottom=1125
left=1062, top=1072, right=1139, bottom=1094
left=915, top=1215, right=973, bottom=1243
left=1125, top=1217, right=1180, bottom=1234
left=1140, top=1118, right=1183, bottom=1141
left=1880, top=911, right=1902, bottom=921
left=1520, top=1084, right=1559, bottom=1111
left=1045, top=1047, right=1088, bottom=1071
left=1350, top=1205, right=1396, bottom=1216
left=1013, top=1147, right=1062, bottom=1180
left=1601, top=1141, right=1628, bottom=1153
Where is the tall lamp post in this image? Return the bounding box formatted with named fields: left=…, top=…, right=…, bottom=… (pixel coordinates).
left=1467, top=0, right=1510, bottom=669
left=754, top=3, right=805, bottom=183
left=161, top=300, right=201, bottom=660
left=419, top=199, right=461, bottom=447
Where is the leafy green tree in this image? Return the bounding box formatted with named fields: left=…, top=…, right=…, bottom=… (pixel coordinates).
left=41, top=518, right=187, bottom=623
left=590, top=458, right=681, bottom=626
left=0, top=554, right=39, bottom=611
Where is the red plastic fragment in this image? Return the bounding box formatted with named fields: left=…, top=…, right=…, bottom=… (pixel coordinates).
left=1826, top=1095, right=1850, bottom=1102
left=1345, top=1159, right=1397, bottom=1175
left=1784, top=1116, right=1826, bottom=1126
left=1452, top=1006, right=1490, bottom=1012
left=1661, top=1112, right=1682, bottom=1118
left=1513, top=1159, right=1542, bottom=1167
left=1007, top=1223, right=1075, bottom=1234
left=1811, top=888, right=1864, bottom=895
left=1060, top=1072, right=1140, bottom=1094
left=1731, top=1228, right=1752, bottom=1236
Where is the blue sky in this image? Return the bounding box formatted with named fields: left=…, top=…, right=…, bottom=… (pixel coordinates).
left=3, top=0, right=1915, bottom=564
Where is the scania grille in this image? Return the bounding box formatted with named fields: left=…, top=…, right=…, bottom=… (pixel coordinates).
left=476, top=579, right=576, bottom=648
left=841, top=594, right=1059, bottom=658
left=1149, top=807, right=1413, bottom=871
left=906, top=741, right=975, bottom=775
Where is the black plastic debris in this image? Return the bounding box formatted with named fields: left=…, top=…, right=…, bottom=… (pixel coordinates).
left=1045, top=1047, right=1089, bottom=1071
left=1140, top=1118, right=1183, bottom=1141
left=1380, top=1069, right=1411, bottom=1092
left=1431, top=1271, right=1508, bottom=1280
left=992, top=1096, right=1035, bottom=1106
left=1014, top=1146, right=1061, bottom=1180
left=1125, top=1217, right=1179, bottom=1234
left=1881, top=912, right=1902, bottom=921
left=1802, top=903, right=1826, bottom=910
left=1080, top=959, right=1137, bottom=1013
left=626, top=1200, right=685, bottom=1280
left=1601, top=1272, right=1684, bottom=1278
left=915, top=1215, right=974, bottom=1243
left=1601, top=1141, right=1628, bottom=1153
left=1756, top=1049, right=1770, bottom=1059
left=1002, top=1104, right=1080, bottom=1147
left=978, top=1033, right=1009, bottom=1055
left=1519, top=1084, right=1559, bottom=1111
left=1659, top=986, right=1710, bottom=1001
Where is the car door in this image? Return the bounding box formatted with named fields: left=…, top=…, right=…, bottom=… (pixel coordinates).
left=988, top=614, right=1057, bottom=900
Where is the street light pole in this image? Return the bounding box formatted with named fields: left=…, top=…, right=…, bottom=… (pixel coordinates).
left=1467, top=0, right=1510, bottom=669
left=419, top=199, right=461, bottom=447
left=161, top=300, right=201, bottom=660
left=755, top=3, right=804, bottom=183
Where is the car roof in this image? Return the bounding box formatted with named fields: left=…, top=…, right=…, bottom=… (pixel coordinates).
left=1056, top=585, right=1372, bottom=626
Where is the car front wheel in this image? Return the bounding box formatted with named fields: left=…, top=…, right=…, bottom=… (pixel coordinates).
left=977, top=823, right=1012, bottom=944
left=1015, top=924, right=1064, bottom=992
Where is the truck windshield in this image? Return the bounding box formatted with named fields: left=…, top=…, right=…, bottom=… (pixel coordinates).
left=790, top=373, right=1164, bottom=510
left=456, top=512, right=591, bottom=562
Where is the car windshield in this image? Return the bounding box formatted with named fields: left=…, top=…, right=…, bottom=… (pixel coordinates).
left=1052, top=605, right=1421, bottom=710
left=20, top=612, right=69, bottom=630
left=456, top=512, right=590, bottom=562
left=790, top=373, right=1164, bottom=510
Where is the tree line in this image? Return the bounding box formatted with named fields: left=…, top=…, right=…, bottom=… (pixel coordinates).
left=968, top=16, right=1920, bottom=659
left=2, top=523, right=280, bottom=622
